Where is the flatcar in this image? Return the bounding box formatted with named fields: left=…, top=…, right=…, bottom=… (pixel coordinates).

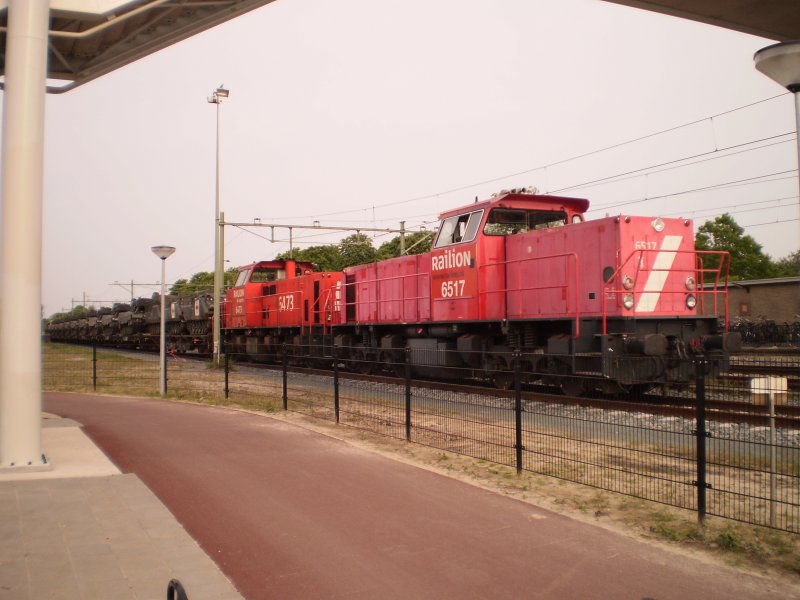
left=48, top=292, right=214, bottom=354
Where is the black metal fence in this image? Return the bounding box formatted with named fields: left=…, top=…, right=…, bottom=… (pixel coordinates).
left=43, top=342, right=800, bottom=533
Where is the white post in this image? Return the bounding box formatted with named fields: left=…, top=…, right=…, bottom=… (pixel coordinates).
left=0, top=0, right=50, bottom=469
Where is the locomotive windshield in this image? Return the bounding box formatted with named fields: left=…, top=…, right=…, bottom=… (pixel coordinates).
left=434, top=210, right=484, bottom=248
left=235, top=269, right=249, bottom=287
left=483, top=208, right=568, bottom=236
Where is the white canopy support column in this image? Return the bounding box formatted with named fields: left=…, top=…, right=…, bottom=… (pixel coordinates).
left=0, top=0, right=50, bottom=469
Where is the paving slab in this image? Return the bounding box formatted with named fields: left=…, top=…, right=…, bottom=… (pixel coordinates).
left=0, top=412, right=243, bottom=600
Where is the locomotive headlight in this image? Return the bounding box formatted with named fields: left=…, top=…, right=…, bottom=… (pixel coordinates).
left=651, top=217, right=665, bottom=232
left=685, top=276, right=696, bottom=291
left=622, top=275, right=634, bottom=290
left=686, top=294, right=697, bottom=309
left=623, top=294, right=635, bottom=309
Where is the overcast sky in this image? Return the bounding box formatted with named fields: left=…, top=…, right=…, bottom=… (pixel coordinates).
left=13, top=0, right=800, bottom=314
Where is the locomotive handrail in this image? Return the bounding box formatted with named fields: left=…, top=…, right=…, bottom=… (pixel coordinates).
left=316, top=287, right=342, bottom=334
left=479, top=252, right=581, bottom=339
left=694, top=252, right=731, bottom=327
left=601, top=248, right=731, bottom=334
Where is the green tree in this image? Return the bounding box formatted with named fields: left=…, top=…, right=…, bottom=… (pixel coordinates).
left=338, top=233, right=377, bottom=268
left=695, top=214, right=776, bottom=281
left=773, top=249, right=800, bottom=277
left=275, top=244, right=344, bottom=272
left=170, top=268, right=238, bottom=295
left=377, top=231, right=434, bottom=260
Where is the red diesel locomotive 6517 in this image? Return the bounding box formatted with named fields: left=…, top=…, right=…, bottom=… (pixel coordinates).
left=222, top=191, right=740, bottom=393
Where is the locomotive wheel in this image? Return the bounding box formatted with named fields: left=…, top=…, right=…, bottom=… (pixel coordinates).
left=492, top=371, right=514, bottom=390
left=392, top=361, right=407, bottom=379
left=618, top=383, right=653, bottom=398
left=559, top=376, right=587, bottom=397
left=485, top=354, right=514, bottom=390
left=354, top=349, right=374, bottom=374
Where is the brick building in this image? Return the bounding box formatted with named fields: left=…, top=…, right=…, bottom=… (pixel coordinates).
left=705, top=277, right=800, bottom=322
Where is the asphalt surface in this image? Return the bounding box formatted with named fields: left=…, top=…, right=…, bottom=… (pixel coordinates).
left=44, top=391, right=797, bottom=600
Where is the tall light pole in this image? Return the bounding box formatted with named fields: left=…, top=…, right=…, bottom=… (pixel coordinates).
left=151, top=246, right=176, bottom=396
left=208, top=85, right=229, bottom=365
left=754, top=41, right=800, bottom=244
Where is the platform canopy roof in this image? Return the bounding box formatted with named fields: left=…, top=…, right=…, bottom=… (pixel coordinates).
left=0, top=1, right=797, bottom=94
left=602, top=0, right=800, bottom=42
left=0, top=0, right=275, bottom=92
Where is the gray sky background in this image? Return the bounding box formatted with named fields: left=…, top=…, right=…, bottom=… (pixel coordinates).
left=21, top=0, right=800, bottom=314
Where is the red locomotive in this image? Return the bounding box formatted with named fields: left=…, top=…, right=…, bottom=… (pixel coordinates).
left=223, top=191, right=740, bottom=393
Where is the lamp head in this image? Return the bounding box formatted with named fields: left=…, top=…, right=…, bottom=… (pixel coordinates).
left=754, top=41, right=800, bottom=91
left=151, top=246, right=176, bottom=260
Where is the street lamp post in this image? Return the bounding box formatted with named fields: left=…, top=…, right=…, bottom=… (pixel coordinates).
left=208, top=85, right=229, bottom=365
left=151, top=246, right=176, bottom=396
left=754, top=41, right=800, bottom=243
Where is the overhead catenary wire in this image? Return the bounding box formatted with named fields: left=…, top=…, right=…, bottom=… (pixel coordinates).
left=275, top=92, right=792, bottom=221
left=588, top=170, right=798, bottom=213
left=549, top=133, right=796, bottom=196
left=220, top=92, right=797, bottom=263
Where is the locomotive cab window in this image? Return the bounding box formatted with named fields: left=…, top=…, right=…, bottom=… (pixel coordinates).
left=250, top=267, right=286, bottom=283
left=235, top=269, right=250, bottom=287
left=483, top=208, right=568, bottom=236
left=434, top=209, right=484, bottom=248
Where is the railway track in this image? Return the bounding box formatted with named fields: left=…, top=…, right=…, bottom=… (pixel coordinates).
left=67, top=343, right=800, bottom=429
left=265, top=361, right=800, bottom=430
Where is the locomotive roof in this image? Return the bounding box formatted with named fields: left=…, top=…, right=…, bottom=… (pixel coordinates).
left=438, top=193, right=590, bottom=219
left=238, top=259, right=316, bottom=271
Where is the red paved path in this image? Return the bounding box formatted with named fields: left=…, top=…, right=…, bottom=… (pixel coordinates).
left=44, top=392, right=793, bottom=599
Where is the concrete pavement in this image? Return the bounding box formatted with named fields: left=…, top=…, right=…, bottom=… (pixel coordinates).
left=0, top=413, right=243, bottom=600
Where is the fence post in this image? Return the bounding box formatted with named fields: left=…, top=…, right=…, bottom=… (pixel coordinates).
left=224, top=352, right=229, bottom=399
left=282, top=343, right=288, bottom=411
left=92, top=341, right=97, bottom=391
left=333, top=347, right=340, bottom=423
left=694, top=358, right=709, bottom=525
left=514, top=350, right=523, bottom=474
left=405, top=347, right=412, bottom=442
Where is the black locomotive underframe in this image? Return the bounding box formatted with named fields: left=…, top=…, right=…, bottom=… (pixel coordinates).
left=223, top=314, right=734, bottom=389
